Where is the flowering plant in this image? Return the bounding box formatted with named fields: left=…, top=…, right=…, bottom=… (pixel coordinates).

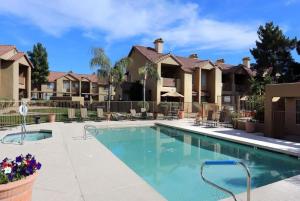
left=0, top=154, right=41, bottom=184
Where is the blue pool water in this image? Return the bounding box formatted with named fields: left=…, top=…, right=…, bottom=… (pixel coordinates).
left=2, top=130, right=52, bottom=143
left=94, top=126, right=300, bottom=201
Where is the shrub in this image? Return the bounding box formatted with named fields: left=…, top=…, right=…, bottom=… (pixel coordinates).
left=137, top=101, right=149, bottom=111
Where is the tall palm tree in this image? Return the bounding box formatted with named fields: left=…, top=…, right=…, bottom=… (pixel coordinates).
left=90, top=48, right=130, bottom=112
left=138, top=62, right=159, bottom=108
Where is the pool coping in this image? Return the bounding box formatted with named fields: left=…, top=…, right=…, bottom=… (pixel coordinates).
left=155, top=121, right=300, bottom=158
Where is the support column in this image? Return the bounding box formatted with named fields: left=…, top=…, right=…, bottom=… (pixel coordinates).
left=27, top=66, right=31, bottom=99
left=79, top=80, right=82, bottom=97
left=69, top=80, right=72, bottom=97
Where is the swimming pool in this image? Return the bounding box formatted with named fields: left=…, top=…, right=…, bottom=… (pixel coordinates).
left=94, top=126, right=300, bottom=201
left=1, top=130, right=52, bottom=143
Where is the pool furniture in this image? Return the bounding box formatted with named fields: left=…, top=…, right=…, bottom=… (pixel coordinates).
left=156, top=113, right=165, bottom=120
left=66, top=108, right=77, bottom=122
left=201, top=160, right=251, bottom=201
left=141, top=108, right=154, bottom=120
left=95, top=108, right=106, bottom=121
left=203, top=110, right=217, bottom=127
left=129, top=109, right=141, bottom=120
left=194, top=116, right=203, bottom=126
left=218, top=110, right=233, bottom=128
left=111, top=113, right=127, bottom=121
left=80, top=108, right=90, bottom=121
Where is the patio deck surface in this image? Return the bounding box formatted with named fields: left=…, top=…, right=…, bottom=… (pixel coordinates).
left=0, top=119, right=300, bottom=201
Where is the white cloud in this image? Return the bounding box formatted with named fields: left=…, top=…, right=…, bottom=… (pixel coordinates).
left=0, top=0, right=258, bottom=50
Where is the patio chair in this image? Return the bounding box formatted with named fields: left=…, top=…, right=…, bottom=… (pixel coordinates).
left=203, top=110, right=217, bottom=127
left=218, top=110, right=233, bottom=128
left=65, top=108, right=77, bottom=122
left=156, top=113, right=165, bottom=120
left=80, top=108, right=90, bottom=121
left=194, top=115, right=203, bottom=126
left=141, top=108, right=154, bottom=120
left=95, top=108, right=106, bottom=121
left=129, top=109, right=141, bottom=120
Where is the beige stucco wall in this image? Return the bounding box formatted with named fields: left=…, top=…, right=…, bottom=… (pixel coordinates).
left=265, top=83, right=300, bottom=137
left=0, top=48, right=32, bottom=100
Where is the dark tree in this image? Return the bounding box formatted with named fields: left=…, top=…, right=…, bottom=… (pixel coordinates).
left=27, top=43, right=50, bottom=88
left=297, top=40, right=300, bottom=55
left=250, top=22, right=297, bottom=82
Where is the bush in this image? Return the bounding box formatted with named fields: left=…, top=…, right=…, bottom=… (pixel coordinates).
left=137, top=101, right=149, bottom=111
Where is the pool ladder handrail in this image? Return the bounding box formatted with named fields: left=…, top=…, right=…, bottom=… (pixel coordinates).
left=200, top=160, right=251, bottom=201
left=84, top=125, right=99, bottom=140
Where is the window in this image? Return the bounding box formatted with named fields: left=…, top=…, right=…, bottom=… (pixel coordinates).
left=47, top=82, right=55, bottom=89
left=223, top=96, right=231, bottom=103
left=296, top=100, right=300, bottom=124
left=63, top=80, right=70, bottom=89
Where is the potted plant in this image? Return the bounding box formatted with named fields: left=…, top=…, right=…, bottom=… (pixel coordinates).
left=48, top=113, right=56, bottom=122
left=245, top=119, right=257, bottom=133
left=0, top=154, right=41, bottom=201
left=230, top=112, right=240, bottom=129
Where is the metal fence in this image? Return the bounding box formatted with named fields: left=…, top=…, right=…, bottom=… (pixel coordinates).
left=0, top=98, right=262, bottom=128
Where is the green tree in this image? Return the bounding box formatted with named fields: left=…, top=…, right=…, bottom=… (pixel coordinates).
left=250, top=22, right=297, bottom=82
left=297, top=41, right=300, bottom=55
left=90, top=48, right=130, bottom=112
left=138, top=62, right=159, bottom=108
left=27, top=43, right=50, bottom=88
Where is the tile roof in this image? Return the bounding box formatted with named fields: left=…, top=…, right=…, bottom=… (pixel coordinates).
left=220, top=64, right=255, bottom=76
left=48, top=71, right=103, bottom=84
left=0, top=45, right=15, bottom=56
left=131, top=46, right=212, bottom=73
left=8, top=52, right=25, bottom=61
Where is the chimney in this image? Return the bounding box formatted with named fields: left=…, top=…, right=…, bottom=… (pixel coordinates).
left=216, top=58, right=225, bottom=65
left=153, top=38, right=164, bottom=53
left=242, top=57, right=250, bottom=68
left=189, top=53, right=198, bottom=59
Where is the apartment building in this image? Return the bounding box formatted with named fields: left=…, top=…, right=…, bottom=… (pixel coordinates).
left=216, top=57, right=255, bottom=107
left=32, top=71, right=113, bottom=101
left=0, top=45, right=33, bottom=100
left=123, top=38, right=222, bottom=111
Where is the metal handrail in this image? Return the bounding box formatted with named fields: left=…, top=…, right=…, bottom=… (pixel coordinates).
left=200, top=160, right=251, bottom=201
left=84, top=125, right=99, bottom=140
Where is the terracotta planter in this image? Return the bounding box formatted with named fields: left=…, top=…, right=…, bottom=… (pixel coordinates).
left=178, top=111, right=184, bottom=119
left=48, top=113, right=56, bottom=123
left=0, top=173, right=38, bottom=201
left=245, top=121, right=256, bottom=133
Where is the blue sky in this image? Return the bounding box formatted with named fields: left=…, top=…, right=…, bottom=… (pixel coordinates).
left=0, top=0, right=299, bottom=74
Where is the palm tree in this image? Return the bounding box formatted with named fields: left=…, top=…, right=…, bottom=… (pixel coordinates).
left=90, top=48, right=130, bottom=112
left=138, top=62, right=160, bottom=108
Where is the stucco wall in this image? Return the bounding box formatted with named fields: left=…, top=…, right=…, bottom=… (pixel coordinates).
left=265, top=83, right=300, bottom=137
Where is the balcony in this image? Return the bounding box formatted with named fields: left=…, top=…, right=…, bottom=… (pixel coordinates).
left=162, top=77, right=176, bottom=87
left=19, top=76, right=26, bottom=89
left=236, top=84, right=247, bottom=92
left=222, top=83, right=232, bottom=91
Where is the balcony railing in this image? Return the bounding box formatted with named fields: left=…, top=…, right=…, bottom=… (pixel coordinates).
left=19, top=77, right=25, bottom=85
left=162, top=77, right=176, bottom=87
left=236, top=84, right=247, bottom=92
left=222, top=83, right=232, bottom=91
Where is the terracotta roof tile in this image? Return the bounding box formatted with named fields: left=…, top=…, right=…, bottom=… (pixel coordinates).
left=0, top=45, right=15, bottom=56
left=48, top=71, right=102, bottom=84
left=132, top=46, right=211, bottom=73
left=8, top=52, right=25, bottom=61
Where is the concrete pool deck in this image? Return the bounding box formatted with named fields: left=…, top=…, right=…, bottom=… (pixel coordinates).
left=0, top=121, right=167, bottom=201
left=0, top=119, right=300, bottom=201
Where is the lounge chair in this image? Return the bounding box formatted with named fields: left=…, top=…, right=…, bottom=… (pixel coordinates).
left=218, top=110, right=232, bottom=128
left=111, top=113, right=127, bottom=121
left=203, top=110, right=217, bottom=127
left=65, top=108, right=77, bottom=122
left=129, top=109, right=141, bottom=120
left=156, top=113, right=165, bottom=120
left=194, top=115, right=203, bottom=126
left=80, top=108, right=90, bottom=121
left=141, top=108, right=154, bottom=120
left=95, top=108, right=106, bottom=121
